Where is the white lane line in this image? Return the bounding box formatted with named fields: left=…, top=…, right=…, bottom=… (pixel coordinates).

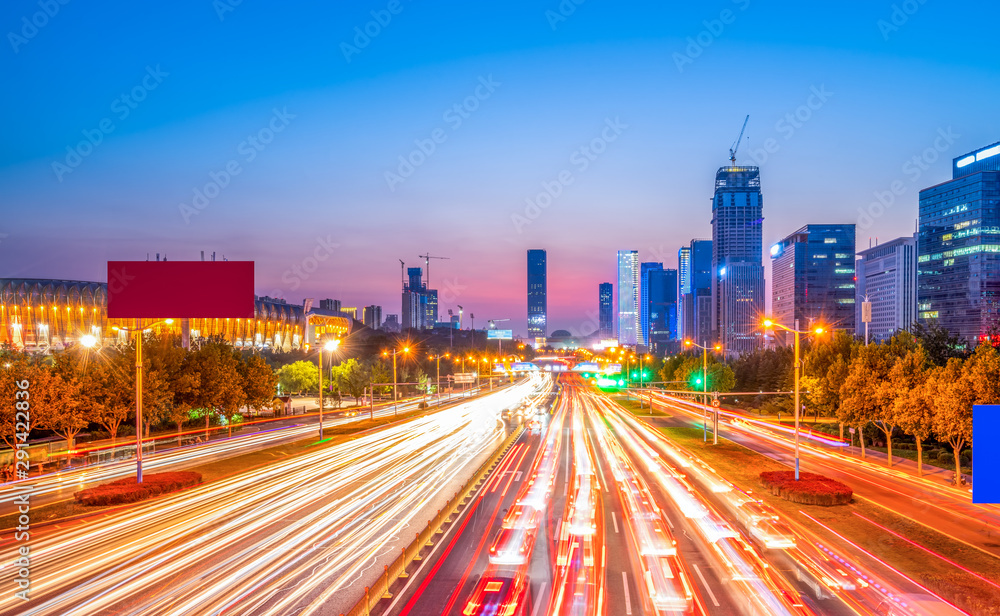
left=530, top=581, right=548, bottom=616
left=612, top=511, right=619, bottom=534
left=692, top=564, right=720, bottom=607
left=663, top=512, right=674, bottom=530
left=622, top=571, right=632, bottom=615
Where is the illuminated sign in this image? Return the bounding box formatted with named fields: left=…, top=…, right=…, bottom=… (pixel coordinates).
left=107, top=261, right=254, bottom=319
left=957, top=154, right=976, bottom=168
left=769, top=244, right=782, bottom=257
left=487, top=329, right=513, bottom=340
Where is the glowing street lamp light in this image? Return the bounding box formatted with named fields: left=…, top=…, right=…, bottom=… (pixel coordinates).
left=762, top=318, right=826, bottom=480
left=79, top=334, right=98, bottom=348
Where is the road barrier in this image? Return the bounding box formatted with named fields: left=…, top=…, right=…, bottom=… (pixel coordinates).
left=340, top=419, right=525, bottom=616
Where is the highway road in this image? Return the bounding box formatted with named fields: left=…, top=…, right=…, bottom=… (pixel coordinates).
left=0, top=377, right=546, bottom=616
left=644, top=391, right=1000, bottom=560
left=0, top=388, right=486, bottom=510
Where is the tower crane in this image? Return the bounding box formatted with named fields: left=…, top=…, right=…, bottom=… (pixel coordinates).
left=729, top=114, right=750, bottom=165
left=419, top=253, right=450, bottom=287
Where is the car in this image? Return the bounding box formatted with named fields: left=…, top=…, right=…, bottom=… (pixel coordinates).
left=463, top=575, right=530, bottom=616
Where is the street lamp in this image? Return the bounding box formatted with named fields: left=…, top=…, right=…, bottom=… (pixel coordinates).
left=430, top=353, right=449, bottom=403
left=317, top=338, right=340, bottom=440
left=79, top=334, right=98, bottom=348
left=382, top=346, right=410, bottom=415
left=112, top=318, right=174, bottom=484
left=762, top=318, right=826, bottom=480
left=685, top=339, right=722, bottom=444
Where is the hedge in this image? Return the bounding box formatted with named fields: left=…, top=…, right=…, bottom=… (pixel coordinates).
left=74, top=471, right=202, bottom=506
left=759, top=471, right=852, bottom=506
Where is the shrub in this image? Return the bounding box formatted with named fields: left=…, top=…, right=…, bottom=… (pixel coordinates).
left=74, top=471, right=202, bottom=506
left=759, top=471, right=852, bottom=506
left=925, top=449, right=940, bottom=460
left=960, top=456, right=971, bottom=468
left=418, top=401, right=429, bottom=409
left=937, top=452, right=954, bottom=466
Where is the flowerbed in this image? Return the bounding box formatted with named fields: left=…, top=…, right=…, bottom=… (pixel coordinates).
left=758, top=470, right=852, bottom=506
left=74, top=471, right=202, bottom=506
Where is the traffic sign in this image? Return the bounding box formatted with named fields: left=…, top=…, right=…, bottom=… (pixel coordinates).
left=712, top=400, right=720, bottom=408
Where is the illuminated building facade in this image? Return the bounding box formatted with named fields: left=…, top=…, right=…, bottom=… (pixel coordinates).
left=617, top=250, right=640, bottom=346
left=856, top=235, right=918, bottom=342
left=598, top=282, right=614, bottom=338
left=918, top=141, right=1000, bottom=345
left=0, top=279, right=349, bottom=353
left=712, top=166, right=765, bottom=355
left=770, top=224, right=856, bottom=345
left=527, top=249, right=547, bottom=338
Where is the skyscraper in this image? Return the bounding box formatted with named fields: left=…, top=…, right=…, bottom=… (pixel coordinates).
left=402, top=267, right=434, bottom=330
left=363, top=305, right=383, bottom=330
left=640, top=262, right=663, bottom=346
left=677, top=246, right=691, bottom=339
left=648, top=268, right=678, bottom=352
left=712, top=166, right=765, bottom=355
left=681, top=239, right=713, bottom=344
left=856, top=235, right=918, bottom=343
left=918, top=141, right=1000, bottom=344
left=770, top=224, right=856, bottom=344
left=599, top=282, right=614, bottom=339
left=617, top=250, right=640, bottom=346
left=527, top=249, right=547, bottom=338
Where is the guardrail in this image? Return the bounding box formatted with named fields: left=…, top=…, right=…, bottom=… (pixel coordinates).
left=340, top=420, right=526, bottom=616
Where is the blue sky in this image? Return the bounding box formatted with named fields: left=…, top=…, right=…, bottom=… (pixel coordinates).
left=2, top=0, right=998, bottom=335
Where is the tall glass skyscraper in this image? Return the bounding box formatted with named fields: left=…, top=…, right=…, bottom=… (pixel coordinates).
left=686, top=239, right=713, bottom=345
left=527, top=249, right=547, bottom=338
left=918, top=141, right=1000, bottom=344
left=648, top=268, right=678, bottom=352
left=640, top=262, right=663, bottom=347
left=711, top=166, right=765, bottom=355
left=599, top=282, right=614, bottom=339
left=617, top=250, right=640, bottom=346
left=677, top=247, right=691, bottom=339
left=770, top=224, right=856, bottom=344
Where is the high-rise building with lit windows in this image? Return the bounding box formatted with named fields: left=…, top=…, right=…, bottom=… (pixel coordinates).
left=711, top=166, right=765, bottom=355
left=770, top=224, right=856, bottom=345
left=918, top=141, right=1000, bottom=344
left=599, top=282, right=614, bottom=338
left=677, top=247, right=691, bottom=339
left=856, top=235, right=917, bottom=343
left=617, top=250, right=640, bottom=346
left=640, top=262, right=663, bottom=346
left=527, top=249, right=547, bottom=338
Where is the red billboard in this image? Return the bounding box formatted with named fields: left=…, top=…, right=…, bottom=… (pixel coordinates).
left=107, top=261, right=255, bottom=319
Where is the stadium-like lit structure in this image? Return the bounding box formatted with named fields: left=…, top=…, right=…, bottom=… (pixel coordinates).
left=0, top=279, right=350, bottom=352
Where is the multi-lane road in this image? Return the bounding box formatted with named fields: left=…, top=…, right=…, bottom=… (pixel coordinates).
left=1, top=373, right=979, bottom=615
left=643, top=391, right=1000, bottom=560
left=0, top=377, right=547, bottom=615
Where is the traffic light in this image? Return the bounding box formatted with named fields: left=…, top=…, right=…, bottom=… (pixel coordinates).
left=690, top=371, right=705, bottom=388
left=631, top=371, right=638, bottom=379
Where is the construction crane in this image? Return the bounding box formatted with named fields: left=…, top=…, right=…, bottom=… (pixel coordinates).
left=419, top=253, right=450, bottom=287
left=729, top=114, right=750, bottom=165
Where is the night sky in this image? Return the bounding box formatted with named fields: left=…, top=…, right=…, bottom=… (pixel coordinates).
left=2, top=1, right=998, bottom=335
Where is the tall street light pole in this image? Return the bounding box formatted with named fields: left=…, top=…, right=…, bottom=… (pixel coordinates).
left=383, top=346, right=410, bottom=416
left=685, top=340, right=721, bottom=444
left=763, top=319, right=825, bottom=481
left=113, top=318, right=173, bottom=484
left=317, top=338, right=340, bottom=440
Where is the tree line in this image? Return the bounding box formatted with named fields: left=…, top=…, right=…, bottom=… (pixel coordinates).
left=1, top=336, right=277, bottom=451
left=659, top=324, right=1000, bottom=479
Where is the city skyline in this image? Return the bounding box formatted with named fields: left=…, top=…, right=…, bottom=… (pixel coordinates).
left=3, top=2, right=1000, bottom=336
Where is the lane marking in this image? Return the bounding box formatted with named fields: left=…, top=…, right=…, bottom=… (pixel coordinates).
left=611, top=511, right=619, bottom=534
left=692, top=564, right=720, bottom=607
left=622, top=571, right=632, bottom=615
left=530, top=581, right=548, bottom=616
left=663, top=512, right=674, bottom=530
